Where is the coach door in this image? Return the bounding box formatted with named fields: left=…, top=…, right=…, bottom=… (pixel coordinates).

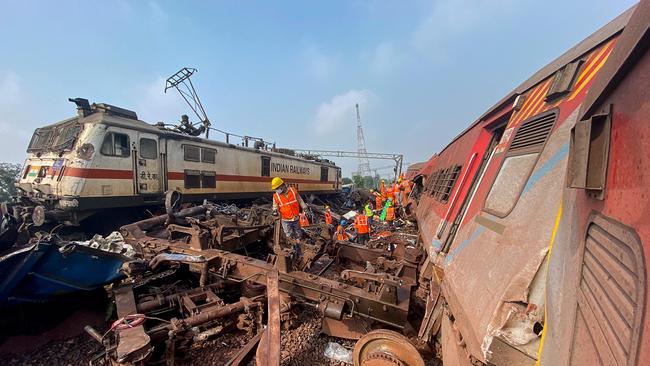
left=135, top=133, right=163, bottom=195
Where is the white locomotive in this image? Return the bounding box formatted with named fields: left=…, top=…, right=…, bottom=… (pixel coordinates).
left=10, top=99, right=341, bottom=228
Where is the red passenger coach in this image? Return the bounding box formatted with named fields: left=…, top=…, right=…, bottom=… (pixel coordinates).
left=411, top=2, right=650, bottom=365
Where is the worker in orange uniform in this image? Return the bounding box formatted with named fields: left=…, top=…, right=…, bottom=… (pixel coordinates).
left=385, top=201, right=396, bottom=230
left=335, top=220, right=350, bottom=241
left=386, top=183, right=395, bottom=206
left=271, top=177, right=307, bottom=240
left=354, top=209, right=370, bottom=245
left=393, top=179, right=402, bottom=206
left=402, top=179, right=412, bottom=204
left=379, top=179, right=387, bottom=199
left=324, top=205, right=333, bottom=226
left=375, top=192, right=384, bottom=211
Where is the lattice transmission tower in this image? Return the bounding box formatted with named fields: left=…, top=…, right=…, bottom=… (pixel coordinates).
left=355, top=103, right=372, bottom=177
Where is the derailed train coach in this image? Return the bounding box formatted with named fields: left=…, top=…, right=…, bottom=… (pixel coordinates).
left=412, top=2, right=650, bottom=365
left=9, top=101, right=341, bottom=228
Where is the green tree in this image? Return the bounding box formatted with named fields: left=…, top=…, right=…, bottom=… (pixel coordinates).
left=351, top=175, right=379, bottom=189
left=342, top=177, right=353, bottom=185
left=351, top=175, right=364, bottom=187
left=0, top=163, right=21, bottom=202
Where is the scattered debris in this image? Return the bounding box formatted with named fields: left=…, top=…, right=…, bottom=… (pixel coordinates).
left=1, top=188, right=431, bottom=365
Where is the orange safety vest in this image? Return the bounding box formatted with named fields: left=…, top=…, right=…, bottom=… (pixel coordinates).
left=335, top=225, right=347, bottom=241
left=299, top=213, right=310, bottom=227
left=273, top=187, right=300, bottom=220
left=386, top=206, right=395, bottom=221
left=324, top=211, right=333, bottom=225
left=387, top=186, right=395, bottom=201
left=355, top=214, right=369, bottom=234
left=375, top=195, right=383, bottom=210
left=380, top=182, right=386, bottom=198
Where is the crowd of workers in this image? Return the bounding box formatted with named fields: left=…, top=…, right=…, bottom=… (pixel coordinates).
left=270, top=174, right=413, bottom=247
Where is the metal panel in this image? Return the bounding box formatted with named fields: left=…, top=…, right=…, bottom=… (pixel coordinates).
left=570, top=214, right=645, bottom=366
left=508, top=113, right=557, bottom=155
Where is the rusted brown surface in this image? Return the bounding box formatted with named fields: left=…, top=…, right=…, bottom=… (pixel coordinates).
left=352, top=329, right=425, bottom=366
left=266, top=270, right=281, bottom=366
left=113, top=284, right=151, bottom=364
left=227, top=331, right=263, bottom=366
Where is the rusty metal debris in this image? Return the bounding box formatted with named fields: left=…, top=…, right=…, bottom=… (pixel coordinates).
left=75, top=189, right=429, bottom=365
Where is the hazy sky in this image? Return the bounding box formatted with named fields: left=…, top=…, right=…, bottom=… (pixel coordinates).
left=0, top=0, right=636, bottom=176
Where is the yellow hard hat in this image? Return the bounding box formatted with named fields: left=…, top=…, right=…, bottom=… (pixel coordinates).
left=325, top=205, right=330, bottom=209
left=271, top=177, right=284, bottom=190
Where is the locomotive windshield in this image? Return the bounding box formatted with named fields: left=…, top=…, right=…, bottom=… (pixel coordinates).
left=27, top=119, right=82, bottom=153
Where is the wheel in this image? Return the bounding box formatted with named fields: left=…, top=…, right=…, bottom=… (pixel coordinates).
left=165, top=190, right=182, bottom=217
left=353, top=329, right=425, bottom=366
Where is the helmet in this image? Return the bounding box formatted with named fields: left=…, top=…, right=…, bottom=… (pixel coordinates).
left=340, top=220, right=347, bottom=226
left=381, top=179, right=385, bottom=182
left=325, top=205, right=330, bottom=209
left=271, top=177, right=284, bottom=190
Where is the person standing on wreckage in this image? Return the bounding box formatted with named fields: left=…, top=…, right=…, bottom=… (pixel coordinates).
left=271, top=177, right=308, bottom=246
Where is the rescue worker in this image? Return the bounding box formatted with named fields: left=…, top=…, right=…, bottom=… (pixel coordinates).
left=375, top=192, right=384, bottom=211
left=401, top=178, right=412, bottom=204
left=386, top=183, right=395, bottom=205
left=379, top=179, right=387, bottom=199
left=385, top=201, right=396, bottom=230
left=354, top=209, right=370, bottom=245
left=271, top=177, right=308, bottom=240
left=394, top=179, right=403, bottom=206
left=324, top=205, right=333, bottom=226
left=335, top=220, right=350, bottom=241
left=364, top=201, right=374, bottom=226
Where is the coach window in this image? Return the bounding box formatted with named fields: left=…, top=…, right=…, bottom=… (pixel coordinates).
left=201, top=148, right=216, bottom=164
left=100, top=132, right=130, bottom=157
left=484, top=110, right=558, bottom=217
left=261, top=156, right=271, bottom=177
left=184, top=145, right=200, bottom=162
left=201, top=171, right=216, bottom=188
left=139, top=138, right=157, bottom=159
left=184, top=170, right=201, bottom=189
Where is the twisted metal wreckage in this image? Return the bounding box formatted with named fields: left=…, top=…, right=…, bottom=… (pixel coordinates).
left=82, top=190, right=428, bottom=365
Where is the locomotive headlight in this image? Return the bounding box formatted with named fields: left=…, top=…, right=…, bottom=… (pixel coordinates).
left=76, top=143, right=95, bottom=160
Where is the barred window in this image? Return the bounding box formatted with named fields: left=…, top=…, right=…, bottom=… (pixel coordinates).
left=201, top=148, right=216, bottom=163
left=201, top=171, right=216, bottom=188
left=184, top=145, right=200, bottom=162
left=184, top=170, right=201, bottom=188
left=427, top=165, right=462, bottom=203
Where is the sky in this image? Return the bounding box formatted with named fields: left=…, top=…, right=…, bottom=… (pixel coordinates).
left=0, top=0, right=637, bottom=177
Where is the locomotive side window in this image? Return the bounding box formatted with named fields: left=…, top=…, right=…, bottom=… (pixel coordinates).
left=320, top=167, right=328, bottom=182
left=184, top=145, right=200, bottom=162
left=484, top=110, right=557, bottom=217
left=184, top=170, right=201, bottom=188
left=201, top=148, right=216, bottom=164
left=201, top=171, right=216, bottom=188
left=140, top=138, right=157, bottom=159
left=261, top=156, right=271, bottom=177
left=100, top=132, right=130, bottom=157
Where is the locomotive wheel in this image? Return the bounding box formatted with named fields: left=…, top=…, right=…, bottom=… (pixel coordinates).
left=353, top=330, right=425, bottom=366
left=32, top=206, right=46, bottom=227
left=165, top=190, right=182, bottom=217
